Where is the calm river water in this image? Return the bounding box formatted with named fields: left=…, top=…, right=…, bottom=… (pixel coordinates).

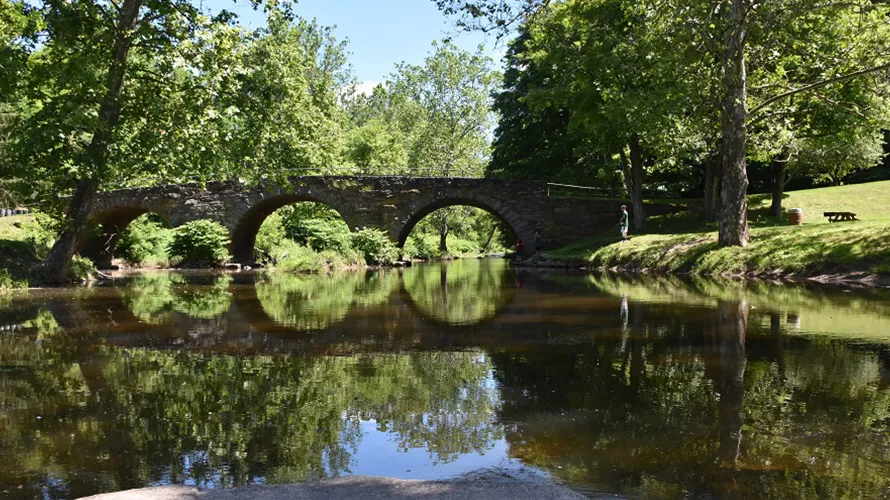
left=2, top=260, right=890, bottom=499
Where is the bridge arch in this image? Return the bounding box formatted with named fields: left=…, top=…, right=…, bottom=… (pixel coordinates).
left=79, top=207, right=172, bottom=267
left=391, top=193, right=533, bottom=251
left=230, top=193, right=356, bottom=263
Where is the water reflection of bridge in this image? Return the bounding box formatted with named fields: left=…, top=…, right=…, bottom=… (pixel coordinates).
left=27, top=269, right=617, bottom=355
left=3, top=264, right=848, bottom=360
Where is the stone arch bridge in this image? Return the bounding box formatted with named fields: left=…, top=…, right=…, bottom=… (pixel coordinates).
left=80, top=176, right=677, bottom=266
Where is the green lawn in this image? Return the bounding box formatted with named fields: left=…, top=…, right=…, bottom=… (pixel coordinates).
left=0, top=214, right=34, bottom=240
left=748, top=180, right=890, bottom=225
left=0, top=214, right=39, bottom=286
left=547, top=181, right=890, bottom=277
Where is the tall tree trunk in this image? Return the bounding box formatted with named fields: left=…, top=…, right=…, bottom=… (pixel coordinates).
left=629, top=134, right=645, bottom=230
left=481, top=225, right=496, bottom=252
left=619, top=134, right=646, bottom=231
left=43, top=178, right=100, bottom=281
left=702, top=149, right=722, bottom=221
left=716, top=299, right=748, bottom=466
left=42, top=0, right=143, bottom=283
left=718, top=0, right=750, bottom=247
left=439, top=216, right=448, bottom=253
left=770, top=156, right=786, bottom=218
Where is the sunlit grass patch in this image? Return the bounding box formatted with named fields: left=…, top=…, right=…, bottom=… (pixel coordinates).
left=0, top=214, right=34, bottom=241
left=549, top=219, right=890, bottom=277
left=748, top=180, right=890, bottom=225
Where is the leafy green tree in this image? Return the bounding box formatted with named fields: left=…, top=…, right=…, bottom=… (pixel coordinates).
left=342, top=84, right=419, bottom=173
left=341, top=43, right=501, bottom=252
left=393, top=41, right=499, bottom=250
left=488, top=29, right=598, bottom=185
left=792, top=129, right=887, bottom=187
left=435, top=0, right=890, bottom=243
left=742, top=1, right=890, bottom=216
left=514, top=0, right=706, bottom=229
left=4, top=1, right=350, bottom=282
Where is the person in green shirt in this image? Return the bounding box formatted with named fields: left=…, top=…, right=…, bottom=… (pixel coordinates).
left=619, top=205, right=629, bottom=241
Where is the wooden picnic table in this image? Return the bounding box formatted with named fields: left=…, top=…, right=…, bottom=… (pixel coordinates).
left=823, top=212, right=858, bottom=222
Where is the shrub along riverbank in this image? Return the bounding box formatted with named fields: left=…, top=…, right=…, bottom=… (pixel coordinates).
left=531, top=182, right=890, bottom=285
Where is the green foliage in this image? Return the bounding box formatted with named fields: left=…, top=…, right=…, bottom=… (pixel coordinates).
left=266, top=239, right=362, bottom=274
left=255, top=204, right=364, bottom=272
left=292, top=218, right=352, bottom=253
left=67, top=255, right=95, bottom=283
left=387, top=41, right=499, bottom=176
left=3, top=4, right=351, bottom=192
left=403, top=207, right=512, bottom=259
left=404, top=234, right=441, bottom=260
left=255, top=211, right=288, bottom=261
left=792, top=131, right=887, bottom=186
left=168, top=220, right=230, bottom=267
left=116, top=214, right=172, bottom=266
left=21, top=213, right=58, bottom=260
left=122, top=273, right=233, bottom=323
left=349, top=228, right=399, bottom=266
left=448, top=0, right=890, bottom=207
left=403, top=259, right=514, bottom=325
left=404, top=234, right=482, bottom=260
left=279, top=203, right=351, bottom=252
left=342, top=116, right=410, bottom=172
left=0, top=268, right=26, bottom=290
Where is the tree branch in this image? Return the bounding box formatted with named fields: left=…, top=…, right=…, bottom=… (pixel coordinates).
left=749, top=60, right=890, bottom=118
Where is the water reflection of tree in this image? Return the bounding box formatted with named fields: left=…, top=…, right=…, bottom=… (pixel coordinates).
left=402, top=260, right=514, bottom=325
left=491, top=302, right=890, bottom=498
left=122, top=273, right=233, bottom=323
left=255, top=271, right=400, bottom=330
left=0, top=336, right=500, bottom=498
left=586, top=273, right=890, bottom=342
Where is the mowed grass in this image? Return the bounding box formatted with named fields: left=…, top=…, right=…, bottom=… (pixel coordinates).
left=549, top=181, right=890, bottom=277
left=0, top=214, right=40, bottom=284
left=0, top=214, right=34, bottom=240
left=748, top=180, right=890, bottom=225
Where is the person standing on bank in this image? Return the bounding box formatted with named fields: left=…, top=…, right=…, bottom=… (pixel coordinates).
left=619, top=205, right=629, bottom=241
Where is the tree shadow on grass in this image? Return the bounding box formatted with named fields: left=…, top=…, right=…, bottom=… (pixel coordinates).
left=747, top=193, right=792, bottom=228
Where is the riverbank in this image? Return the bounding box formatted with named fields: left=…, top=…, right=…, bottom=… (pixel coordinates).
left=79, top=475, right=587, bottom=500
left=524, top=217, right=890, bottom=286
left=520, top=180, right=890, bottom=286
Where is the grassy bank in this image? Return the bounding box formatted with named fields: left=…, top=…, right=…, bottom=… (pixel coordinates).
left=0, top=214, right=41, bottom=287
left=540, top=181, right=890, bottom=281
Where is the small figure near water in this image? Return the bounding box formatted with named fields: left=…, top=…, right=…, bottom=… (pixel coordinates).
left=515, top=239, right=524, bottom=261
left=619, top=205, right=629, bottom=241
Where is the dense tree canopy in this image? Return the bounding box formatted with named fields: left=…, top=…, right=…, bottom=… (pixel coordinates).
left=0, top=0, right=352, bottom=280
left=437, top=0, right=890, bottom=241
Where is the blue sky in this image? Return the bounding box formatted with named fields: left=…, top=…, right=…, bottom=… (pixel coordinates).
left=203, top=0, right=501, bottom=87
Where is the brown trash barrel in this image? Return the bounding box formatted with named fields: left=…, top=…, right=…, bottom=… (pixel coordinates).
left=787, top=208, right=803, bottom=225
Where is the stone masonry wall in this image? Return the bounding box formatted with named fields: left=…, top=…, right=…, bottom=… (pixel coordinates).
left=83, top=177, right=681, bottom=265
